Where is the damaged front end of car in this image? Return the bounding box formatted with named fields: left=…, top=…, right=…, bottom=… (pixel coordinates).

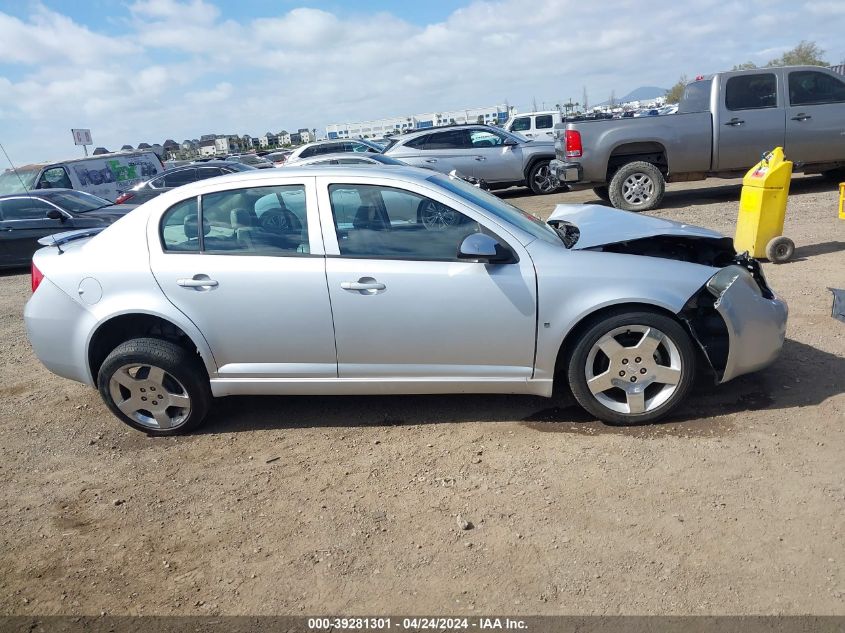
left=547, top=204, right=788, bottom=383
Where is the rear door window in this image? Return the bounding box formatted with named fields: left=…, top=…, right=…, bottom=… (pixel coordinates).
left=789, top=70, right=845, bottom=106
left=197, top=167, right=224, bottom=179
left=163, top=168, right=197, bottom=188
left=160, top=198, right=200, bottom=251
left=202, top=185, right=309, bottom=255
left=423, top=130, right=470, bottom=150
left=725, top=73, right=778, bottom=110
left=535, top=115, right=554, bottom=129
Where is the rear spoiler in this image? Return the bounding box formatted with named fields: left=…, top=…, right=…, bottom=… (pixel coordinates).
left=38, top=227, right=106, bottom=247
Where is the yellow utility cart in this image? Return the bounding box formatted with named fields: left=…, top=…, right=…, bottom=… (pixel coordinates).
left=839, top=182, right=845, bottom=220
left=734, top=147, right=794, bottom=263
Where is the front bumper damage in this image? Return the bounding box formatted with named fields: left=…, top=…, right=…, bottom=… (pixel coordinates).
left=683, top=262, right=788, bottom=384
left=714, top=271, right=788, bottom=382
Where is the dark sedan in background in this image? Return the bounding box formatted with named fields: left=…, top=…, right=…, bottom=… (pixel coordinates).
left=0, top=189, right=136, bottom=269
left=114, top=161, right=255, bottom=205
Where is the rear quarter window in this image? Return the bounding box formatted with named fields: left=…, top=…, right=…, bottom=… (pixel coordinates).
left=678, top=78, right=712, bottom=113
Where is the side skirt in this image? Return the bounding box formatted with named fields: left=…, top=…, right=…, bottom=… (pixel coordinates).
left=210, top=377, right=554, bottom=398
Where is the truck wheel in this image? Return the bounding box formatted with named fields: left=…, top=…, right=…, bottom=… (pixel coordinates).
left=593, top=186, right=611, bottom=203
left=765, top=236, right=795, bottom=264
left=566, top=310, right=696, bottom=425
left=608, top=161, right=665, bottom=212
left=527, top=160, right=559, bottom=195
left=97, top=337, right=211, bottom=436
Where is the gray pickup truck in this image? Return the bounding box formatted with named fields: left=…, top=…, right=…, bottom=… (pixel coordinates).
left=550, top=65, right=845, bottom=210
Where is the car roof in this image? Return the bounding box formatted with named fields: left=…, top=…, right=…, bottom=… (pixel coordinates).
left=14, top=150, right=162, bottom=170
left=292, top=153, right=384, bottom=165
left=160, top=164, right=434, bottom=197
left=392, top=123, right=503, bottom=141
left=0, top=188, right=78, bottom=201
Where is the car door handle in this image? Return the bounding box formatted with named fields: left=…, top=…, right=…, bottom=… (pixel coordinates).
left=474, top=156, right=487, bottom=161
left=791, top=113, right=812, bottom=121
left=424, top=158, right=437, bottom=163
left=177, top=276, right=218, bottom=289
left=724, top=118, right=745, bottom=126
left=341, top=278, right=385, bottom=293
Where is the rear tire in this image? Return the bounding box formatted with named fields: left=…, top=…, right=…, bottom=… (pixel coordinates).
left=97, top=337, right=211, bottom=436
left=566, top=310, right=696, bottom=425
left=593, top=186, right=611, bottom=203
left=608, top=161, right=665, bottom=211
left=821, top=167, right=845, bottom=181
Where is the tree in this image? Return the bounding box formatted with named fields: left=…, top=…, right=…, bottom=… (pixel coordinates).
left=766, top=40, right=827, bottom=67
left=665, top=75, right=688, bottom=104
left=732, top=61, right=757, bottom=71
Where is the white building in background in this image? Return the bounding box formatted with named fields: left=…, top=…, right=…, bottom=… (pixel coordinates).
left=298, top=128, right=315, bottom=143
left=326, top=104, right=515, bottom=139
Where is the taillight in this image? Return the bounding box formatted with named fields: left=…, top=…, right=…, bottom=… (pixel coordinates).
left=564, top=130, right=582, bottom=158
left=31, top=262, right=44, bottom=293
left=114, top=192, right=134, bottom=204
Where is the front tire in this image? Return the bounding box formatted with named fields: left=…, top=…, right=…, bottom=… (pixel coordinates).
left=607, top=161, right=665, bottom=211
left=566, top=310, right=696, bottom=425
left=97, top=338, right=211, bottom=435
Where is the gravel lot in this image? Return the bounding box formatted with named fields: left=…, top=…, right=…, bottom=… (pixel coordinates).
left=0, top=176, right=843, bottom=616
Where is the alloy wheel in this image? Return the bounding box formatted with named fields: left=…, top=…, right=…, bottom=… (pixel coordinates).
left=584, top=325, right=682, bottom=415
left=622, top=173, right=654, bottom=205
left=108, top=363, right=192, bottom=430
left=532, top=164, right=555, bottom=193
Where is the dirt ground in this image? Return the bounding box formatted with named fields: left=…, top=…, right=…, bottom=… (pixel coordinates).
left=0, top=176, right=843, bottom=616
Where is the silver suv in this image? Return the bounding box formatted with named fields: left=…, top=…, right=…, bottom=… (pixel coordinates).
left=385, top=125, right=561, bottom=194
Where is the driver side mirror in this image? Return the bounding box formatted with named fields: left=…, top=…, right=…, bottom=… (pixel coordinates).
left=458, top=233, right=515, bottom=264
left=503, top=138, right=519, bottom=147
left=46, top=209, right=65, bottom=222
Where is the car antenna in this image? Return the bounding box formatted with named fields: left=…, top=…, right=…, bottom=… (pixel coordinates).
left=1, top=140, right=64, bottom=253
left=0, top=141, right=30, bottom=192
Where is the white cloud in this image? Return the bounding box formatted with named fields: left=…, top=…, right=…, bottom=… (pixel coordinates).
left=0, top=0, right=843, bottom=163
left=0, top=4, right=139, bottom=65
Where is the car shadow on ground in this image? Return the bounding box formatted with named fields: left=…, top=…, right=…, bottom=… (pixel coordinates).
left=198, top=338, right=843, bottom=438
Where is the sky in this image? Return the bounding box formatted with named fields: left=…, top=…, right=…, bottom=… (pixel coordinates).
left=1, top=0, right=844, bottom=164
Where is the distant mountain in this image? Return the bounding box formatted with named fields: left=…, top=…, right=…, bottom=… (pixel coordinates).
left=595, top=86, right=667, bottom=106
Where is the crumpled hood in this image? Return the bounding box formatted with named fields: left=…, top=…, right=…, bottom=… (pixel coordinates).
left=546, top=204, right=723, bottom=249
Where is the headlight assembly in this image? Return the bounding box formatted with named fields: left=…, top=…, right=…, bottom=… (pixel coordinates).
left=706, top=265, right=758, bottom=298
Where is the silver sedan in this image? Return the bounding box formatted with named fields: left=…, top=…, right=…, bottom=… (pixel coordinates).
left=24, top=166, right=787, bottom=435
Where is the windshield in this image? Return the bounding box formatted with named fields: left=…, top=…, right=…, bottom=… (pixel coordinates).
left=427, top=173, right=560, bottom=245
left=44, top=190, right=111, bottom=212
left=0, top=168, right=39, bottom=195
left=504, top=129, right=530, bottom=143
